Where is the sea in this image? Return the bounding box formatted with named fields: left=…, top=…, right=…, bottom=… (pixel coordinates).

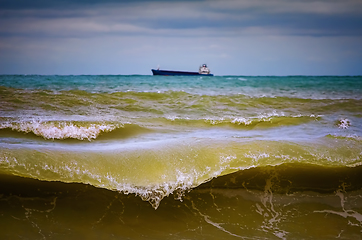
left=1, top=74, right=362, bottom=239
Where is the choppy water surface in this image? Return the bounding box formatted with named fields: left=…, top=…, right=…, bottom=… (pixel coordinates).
left=1, top=75, right=362, bottom=239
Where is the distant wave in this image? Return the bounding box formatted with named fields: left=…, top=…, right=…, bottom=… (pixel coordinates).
left=0, top=114, right=320, bottom=141
left=3, top=85, right=362, bottom=101
left=165, top=114, right=321, bottom=128
left=2, top=86, right=362, bottom=122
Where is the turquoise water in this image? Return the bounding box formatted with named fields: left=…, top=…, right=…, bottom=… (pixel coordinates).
left=1, top=75, right=362, bottom=239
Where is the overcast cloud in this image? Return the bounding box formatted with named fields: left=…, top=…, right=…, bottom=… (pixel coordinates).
left=1, top=0, right=361, bottom=75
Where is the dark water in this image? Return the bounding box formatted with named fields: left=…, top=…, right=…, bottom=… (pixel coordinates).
left=1, top=75, right=362, bottom=239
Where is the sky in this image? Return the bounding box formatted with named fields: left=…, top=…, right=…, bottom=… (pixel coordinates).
left=0, top=0, right=362, bottom=75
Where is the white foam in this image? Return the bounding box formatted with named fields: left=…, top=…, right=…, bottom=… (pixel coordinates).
left=244, top=152, right=270, bottom=164
left=338, top=118, right=351, bottom=129
left=231, top=117, right=253, bottom=125
left=314, top=187, right=362, bottom=226
left=257, top=111, right=285, bottom=119
left=0, top=121, right=119, bottom=140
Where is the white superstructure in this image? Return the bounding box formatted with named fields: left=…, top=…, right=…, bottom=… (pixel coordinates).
left=199, top=64, right=211, bottom=75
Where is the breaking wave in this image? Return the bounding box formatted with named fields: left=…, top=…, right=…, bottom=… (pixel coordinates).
left=0, top=114, right=322, bottom=141
left=165, top=114, right=321, bottom=128
left=1, top=138, right=361, bottom=209
left=0, top=121, right=152, bottom=141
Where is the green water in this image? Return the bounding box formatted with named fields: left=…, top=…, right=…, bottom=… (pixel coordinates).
left=1, top=75, right=362, bottom=239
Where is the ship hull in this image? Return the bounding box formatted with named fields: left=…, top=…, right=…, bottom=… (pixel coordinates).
left=151, top=69, right=213, bottom=76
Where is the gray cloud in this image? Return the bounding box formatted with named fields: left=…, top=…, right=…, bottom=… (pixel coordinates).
left=1, top=0, right=362, bottom=38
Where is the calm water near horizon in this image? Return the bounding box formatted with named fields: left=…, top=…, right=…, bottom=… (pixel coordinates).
left=1, top=75, right=362, bottom=239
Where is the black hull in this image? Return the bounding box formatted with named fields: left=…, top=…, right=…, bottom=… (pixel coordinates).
left=152, top=69, right=213, bottom=76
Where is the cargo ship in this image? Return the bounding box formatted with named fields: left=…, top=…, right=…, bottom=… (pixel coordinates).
left=151, top=64, right=213, bottom=76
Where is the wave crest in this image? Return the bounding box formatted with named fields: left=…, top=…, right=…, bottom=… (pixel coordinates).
left=0, top=121, right=120, bottom=140
left=166, top=114, right=321, bottom=128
